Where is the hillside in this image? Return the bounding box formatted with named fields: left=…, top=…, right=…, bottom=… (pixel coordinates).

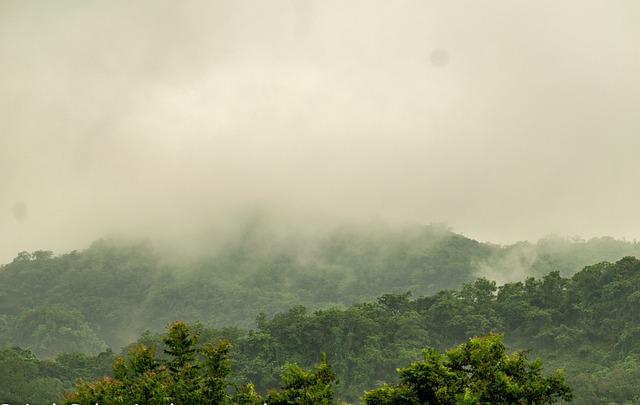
left=3, top=256, right=640, bottom=403
left=1, top=220, right=639, bottom=354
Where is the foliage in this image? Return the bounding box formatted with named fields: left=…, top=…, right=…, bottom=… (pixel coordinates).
left=1, top=224, right=639, bottom=354
left=0, top=346, right=113, bottom=405
left=2, top=304, right=107, bottom=357
left=2, top=227, right=640, bottom=403
left=267, top=353, right=337, bottom=405
left=364, top=334, right=573, bottom=404
left=61, top=321, right=341, bottom=405
left=0, top=347, right=65, bottom=404
left=62, top=321, right=246, bottom=405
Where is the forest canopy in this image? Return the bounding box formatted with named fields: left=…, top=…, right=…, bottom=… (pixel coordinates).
left=1, top=229, right=640, bottom=403
left=62, top=322, right=571, bottom=405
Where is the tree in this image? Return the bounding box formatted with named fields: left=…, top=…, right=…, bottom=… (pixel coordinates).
left=364, top=333, right=573, bottom=404
left=267, top=353, right=338, bottom=405
left=61, top=321, right=341, bottom=405
left=0, top=347, right=66, bottom=404
left=378, top=292, right=413, bottom=315
left=5, top=304, right=107, bottom=357
left=62, top=321, right=257, bottom=405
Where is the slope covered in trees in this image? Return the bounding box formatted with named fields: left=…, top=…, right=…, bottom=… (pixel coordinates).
left=3, top=255, right=640, bottom=403
left=1, top=219, right=639, bottom=354
left=61, top=323, right=571, bottom=405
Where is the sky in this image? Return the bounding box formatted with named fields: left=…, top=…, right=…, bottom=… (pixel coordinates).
left=1, top=1, right=639, bottom=265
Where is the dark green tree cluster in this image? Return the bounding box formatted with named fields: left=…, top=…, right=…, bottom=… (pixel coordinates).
left=0, top=346, right=65, bottom=404
left=3, top=234, right=640, bottom=403
left=222, top=257, right=640, bottom=403
left=3, top=256, right=636, bottom=403
left=363, top=334, right=572, bottom=404
left=64, top=321, right=256, bottom=404
left=63, top=323, right=569, bottom=405
left=266, top=353, right=337, bottom=405
left=4, top=222, right=637, bottom=355
left=0, top=345, right=113, bottom=404
left=62, top=321, right=338, bottom=405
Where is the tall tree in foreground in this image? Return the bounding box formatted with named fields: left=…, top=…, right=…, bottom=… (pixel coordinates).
left=61, top=321, right=340, bottom=405
left=364, top=333, right=572, bottom=405
left=61, top=321, right=262, bottom=405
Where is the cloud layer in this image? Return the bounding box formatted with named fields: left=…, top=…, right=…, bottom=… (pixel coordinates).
left=1, top=1, right=639, bottom=263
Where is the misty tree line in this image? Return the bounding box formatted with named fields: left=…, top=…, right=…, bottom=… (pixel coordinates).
left=60, top=322, right=571, bottom=404
left=2, top=221, right=639, bottom=355
left=2, top=224, right=640, bottom=402
left=2, top=255, right=640, bottom=402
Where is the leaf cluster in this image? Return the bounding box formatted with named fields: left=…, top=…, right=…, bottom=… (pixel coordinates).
left=364, top=334, right=573, bottom=405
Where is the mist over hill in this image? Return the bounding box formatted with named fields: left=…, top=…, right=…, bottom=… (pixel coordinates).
left=2, top=214, right=639, bottom=355
left=2, top=1, right=639, bottom=266
left=3, top=238, right=640, bottom=403
left=1, top=2, right=639, bottom=402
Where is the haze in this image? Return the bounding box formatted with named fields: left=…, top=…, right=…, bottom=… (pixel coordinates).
left=1, top=1, right=639, bottom=265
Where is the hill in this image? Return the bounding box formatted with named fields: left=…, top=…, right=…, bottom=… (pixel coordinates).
left=1, top=219, right=639, bottom=354
left=4, top=256, right=640, bottom=403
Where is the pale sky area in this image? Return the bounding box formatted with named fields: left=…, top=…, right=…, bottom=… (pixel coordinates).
left=1, top=1, right=639, bottom=264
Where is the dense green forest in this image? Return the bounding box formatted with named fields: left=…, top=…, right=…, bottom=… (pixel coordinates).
left=2, top=222, right=640, bottom=403
left=60, top=323, right=571, bottom=405
left=2, top=220, right=639, bottom=353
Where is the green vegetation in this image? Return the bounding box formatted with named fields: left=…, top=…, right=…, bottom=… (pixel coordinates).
left=2, top=221, right=639, bottom=353
left=0, top=346, right=113, bottom=404
left=62, top=323, right=568, bottom=405
left=62, top=321, right=264, bottom=405
left=363, top=334, right=572, bottom=404
left=2, top=224, right=640, bottom=403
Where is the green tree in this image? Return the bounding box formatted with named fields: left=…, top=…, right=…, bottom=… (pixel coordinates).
left=267, top=353, right=337, bottom=405
left=0, top=347, right=66, bottom=404
left=62, top=321, right=253, bottom=405
left=5, top=304, right=107, bottom=357
left=61, top=321, right=342, bottom=405
left=364, top=333, right=573, bottom=404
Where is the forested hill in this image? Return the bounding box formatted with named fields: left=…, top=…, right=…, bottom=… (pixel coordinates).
left=3, top=256, right=640, bottom=403
left=1, top=221, right=639, bottom=354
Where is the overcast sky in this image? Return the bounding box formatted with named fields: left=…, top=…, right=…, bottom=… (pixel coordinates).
left=1, top=1, right=639, bottom=264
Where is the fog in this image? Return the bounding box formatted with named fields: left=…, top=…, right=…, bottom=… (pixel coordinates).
left=1, top=1, right=639, bottom=265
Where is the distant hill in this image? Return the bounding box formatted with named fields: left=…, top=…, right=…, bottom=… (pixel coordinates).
left=4, top=255, right=640, bottom=403
left=1, top=218, right=639, bottom=354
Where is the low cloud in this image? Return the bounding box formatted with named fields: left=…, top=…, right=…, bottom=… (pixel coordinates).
left=1, top=1, right=639, bottom=264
